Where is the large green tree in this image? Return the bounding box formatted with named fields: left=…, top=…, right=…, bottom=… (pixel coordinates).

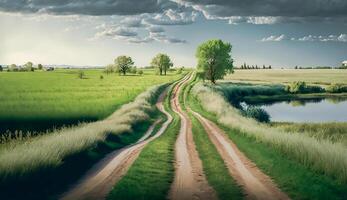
left=114, top=56, right=134, bottom=75
left=24, top=61, right=34, bottom=72
left=196, top=39, right=234, bottom=84
left=151, top=53, right=173, bottom=75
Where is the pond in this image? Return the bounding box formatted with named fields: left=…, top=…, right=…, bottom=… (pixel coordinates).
left=242, top=97, right=347, bottom=123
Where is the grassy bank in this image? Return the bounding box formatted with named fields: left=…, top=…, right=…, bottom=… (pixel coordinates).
left=108, top=83, right=180, bottom=200
left=273, top=122, right=347, bottom=146
left=0, top=84, right=167, bottom=199
left=191, top=82, right=347, bottom=199
left=0, top=69, right=181, bottom=134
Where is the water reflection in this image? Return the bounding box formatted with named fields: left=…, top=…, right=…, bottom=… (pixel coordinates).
left=243, top=97, right=347, bottom=123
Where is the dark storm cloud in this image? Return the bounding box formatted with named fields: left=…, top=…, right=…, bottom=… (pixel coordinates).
left=180, top=0, right=347, bottom=18
left=0, top=0, right=178, bottom=16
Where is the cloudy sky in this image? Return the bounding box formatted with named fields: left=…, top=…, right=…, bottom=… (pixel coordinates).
left=0, top=0, right=346, bottom=68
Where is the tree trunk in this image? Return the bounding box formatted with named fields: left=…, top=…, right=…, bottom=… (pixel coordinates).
left=209, top=66, right=215, bottom=84
left=164, top=69, right=166, bottom=75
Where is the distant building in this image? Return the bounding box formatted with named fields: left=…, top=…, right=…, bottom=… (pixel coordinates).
left=343, top=61, right=347, bottom=67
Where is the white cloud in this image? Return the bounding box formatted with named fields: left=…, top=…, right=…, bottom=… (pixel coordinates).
left=261, top=34, right=347, bottom=42
left=261, top=34, right=286, bottom=42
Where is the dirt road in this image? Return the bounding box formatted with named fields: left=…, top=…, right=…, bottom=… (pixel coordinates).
left=169, top=74, right=217, bottom=200
left=191, top=110, right=290, bottom=200
left=61, top=87, right=173, bottom=200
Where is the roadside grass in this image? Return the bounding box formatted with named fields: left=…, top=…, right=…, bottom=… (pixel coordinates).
left=108, top=83, right=180, bottom=200
left=0, top=69, right=181, bottom=134
left=0, top=84, right=167, bottom=199
left=225, top=69, right=347, bottom=85
left=190, top=85, right=347, bottom=199
left=272, top=122, right=347, bottom=146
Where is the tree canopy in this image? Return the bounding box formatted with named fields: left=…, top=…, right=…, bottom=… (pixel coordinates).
left=196, top=39, right=233, bottom=83
left=24, top=61, right=34, bottom=72
left=151, top=53, right=173, bottom=75
left=114, top=56, right=134, bottom=75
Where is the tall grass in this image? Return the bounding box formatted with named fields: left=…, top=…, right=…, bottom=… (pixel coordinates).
left=273, top=122, right=347, bottom=146
left=0, top=83, right=167, bottom=180
left=192, top=83, right=347, bottom=182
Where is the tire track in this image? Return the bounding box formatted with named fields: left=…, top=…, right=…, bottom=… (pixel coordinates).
left=169, top=74, right=217, bottom=200
left=191, top=110, right=290, bottom=200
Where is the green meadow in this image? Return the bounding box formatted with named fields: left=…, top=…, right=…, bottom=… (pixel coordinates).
left=0, top=69, right=181, bottom=134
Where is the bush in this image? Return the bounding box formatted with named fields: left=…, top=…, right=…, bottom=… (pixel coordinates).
left=77, top=70, right=85, bottom=79
left=285, top=81, right=306, bottom=93
left=242, top=106, right=270, bottom=123
left=326, top=83, right=347, bottom=93
left=129, top=66, right=137, bottom=74
left=137, top=70, right=143, bottom=75
left=176, top=67, right=183, bottom=74
left=100, top=75, right=104, bottom=79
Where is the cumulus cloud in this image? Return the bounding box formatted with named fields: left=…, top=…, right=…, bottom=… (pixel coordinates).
left=261, top=34, right=286, bottom=42
left=297, top=34, right=347, bottom=42
left=93, top=23, right=185, bottom=44
left=261, top=34, right=347, bottom=42
left=149, top=32, right=186, bottom=43
left=143, top=8, right=198, bottom=25
left=95, top=27, right=138, bottom=38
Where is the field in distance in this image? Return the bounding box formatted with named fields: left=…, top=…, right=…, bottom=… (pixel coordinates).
left=0, top=69, right=182, bottom=134
left=226, top=69, right=347, bottom=85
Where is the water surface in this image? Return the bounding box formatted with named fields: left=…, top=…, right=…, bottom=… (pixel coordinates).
left=245, top=98, right=347, bottom=123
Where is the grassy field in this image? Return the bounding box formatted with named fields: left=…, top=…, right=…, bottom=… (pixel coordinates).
left=225, top=69, right=347, bottom=85
left=0, top=69, right=181, bottom=134
left=0, top=84, right=167, bottom=199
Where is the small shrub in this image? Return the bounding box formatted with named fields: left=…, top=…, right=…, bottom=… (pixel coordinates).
left=285, top=81, right=306, bottom=93
left=242, top=106, right=270, bottom=123
left=137, top=70, right=143, bottom=75
left=129, top=66, right=137, bottom=74
left=176, top=67, right=183, bottom=74
left=326, top=83, right=347, bottom=93
left=285, top=81, right=324, bottom=94
left=77, top=70, right=85, bottom=79
left=100, top=75, right=104, bottom=79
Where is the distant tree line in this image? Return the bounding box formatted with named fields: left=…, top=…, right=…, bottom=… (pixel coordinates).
left=293, top=66, right=346, bottom=69
left=1, top=62, right=48, bottom=72
left=238, top=63, right=272, bottom=70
